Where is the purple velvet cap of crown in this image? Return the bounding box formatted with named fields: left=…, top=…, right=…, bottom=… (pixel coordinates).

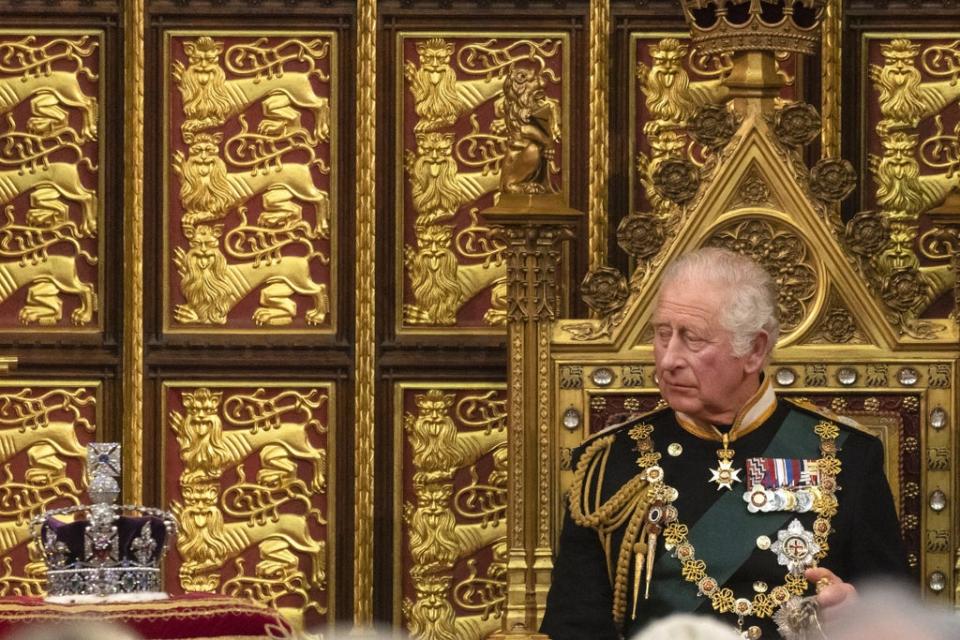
left=42, top=515, right=167, bottom=564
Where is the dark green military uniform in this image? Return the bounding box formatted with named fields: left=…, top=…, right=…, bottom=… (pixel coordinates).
left=541, top=389, right=907, bottom=639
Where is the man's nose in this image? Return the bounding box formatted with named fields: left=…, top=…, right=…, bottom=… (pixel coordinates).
left=659, top=336, right=686, bottom=370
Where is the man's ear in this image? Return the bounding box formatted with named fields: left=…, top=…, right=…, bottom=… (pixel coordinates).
left=743, top=331, right=770, bottom=375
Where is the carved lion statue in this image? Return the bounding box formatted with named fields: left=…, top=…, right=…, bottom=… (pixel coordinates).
left=406, top=573, right=458, bottom=640
left=498, top=66, right=559, bottom=195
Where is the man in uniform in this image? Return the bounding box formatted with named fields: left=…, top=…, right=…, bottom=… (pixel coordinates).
left=541, top=248, right=906, bottom=639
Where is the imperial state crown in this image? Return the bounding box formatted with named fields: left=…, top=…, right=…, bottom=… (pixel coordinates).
left=30, top=443, right=178, bottom=602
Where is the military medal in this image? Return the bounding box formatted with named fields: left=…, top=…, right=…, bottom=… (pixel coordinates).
left=709, top=432, right=742, bottom=490
left=770, top=518, right=820, bottom=574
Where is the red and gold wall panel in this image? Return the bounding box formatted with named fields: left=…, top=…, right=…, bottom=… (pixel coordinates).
left=859, top=33, right=960, bottom=323
left=395, top=33, right=569, bottom=334
left=394, top=382, right=507, bottom=638
left=162, top=381, right=333, bottom=631
left=0, top=381, right=99, bottom=596
left=162, top=31, right=337, bottom=334
left=0, top=31, right=102, bottom=332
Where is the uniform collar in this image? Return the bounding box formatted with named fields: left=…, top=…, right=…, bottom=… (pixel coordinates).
left=674, top=375, right=776, bottom=442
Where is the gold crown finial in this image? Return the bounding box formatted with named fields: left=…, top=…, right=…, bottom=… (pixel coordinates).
left=681, top=0, right=825, bottom=57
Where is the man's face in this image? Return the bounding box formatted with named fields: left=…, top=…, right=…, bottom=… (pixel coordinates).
left=652, top=281, right=762, bottom=423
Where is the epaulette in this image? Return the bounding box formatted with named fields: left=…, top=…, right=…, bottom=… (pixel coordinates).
left=579, top=405, right=668, bottom=448
left=785, top=397, right=874, bottom=436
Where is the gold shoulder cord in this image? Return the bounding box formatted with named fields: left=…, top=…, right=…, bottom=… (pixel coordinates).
left=567, top=434, right=655, bottom=627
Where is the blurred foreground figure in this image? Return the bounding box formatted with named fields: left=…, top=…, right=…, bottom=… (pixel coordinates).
left=631, top=613, right=742, bottom=640
left=542, top=248, right=907, bottom=639
left=7, top=621, right=141, bottom=640
left=823, top=581, right=960, bottom=640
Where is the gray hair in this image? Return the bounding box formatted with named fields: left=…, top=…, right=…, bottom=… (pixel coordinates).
left=659, top=247, right=780, bottom=358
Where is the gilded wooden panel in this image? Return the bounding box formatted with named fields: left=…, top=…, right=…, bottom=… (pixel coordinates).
left=857, top=33, right=960, bottom=338
left=0, top=32, right=102, bottom=332
left=0, top=381, right=99, bottom=596
left=396, top=33, right=569, bottom=334
left=394, top=383, right=507, bottom=639
left=162, top=32, right=337, bottom=334
left=162, top=381, right=333, bottom=631
left=624, top=33, right=798, bottom=284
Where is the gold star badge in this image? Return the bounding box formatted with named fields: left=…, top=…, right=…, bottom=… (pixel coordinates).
left=709, top=459, right=742, bottom=490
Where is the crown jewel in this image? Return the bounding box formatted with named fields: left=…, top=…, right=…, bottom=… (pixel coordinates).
left=31, top=443, right=178, bottom=601
left=682, top=0, right=825, bottom=56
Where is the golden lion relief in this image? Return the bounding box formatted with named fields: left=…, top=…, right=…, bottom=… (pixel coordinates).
left=0, top=161, right=97, bottom=238
left=174, top=133, right=329, bottom=237
left=173, top=36, right=330, bottom=142
left=638, top=38, right=728, bottom=133
left=171, top=386, right=327, bottom=491
left=0, top=71, right=97, bottom=143
left=404, top=38, right=505, bottom=133
left=870, top=132, right=958, bottom=223
left=870, top=39, right=960, bottom=132
left=406, top=133, right=464, bottom=225
left=403, top=224, right=506, bottom=327
left=174, top=224, right=328, bottom=327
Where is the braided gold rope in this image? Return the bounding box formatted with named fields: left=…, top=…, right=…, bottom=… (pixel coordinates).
left=568, top=434, right=654, bottom=626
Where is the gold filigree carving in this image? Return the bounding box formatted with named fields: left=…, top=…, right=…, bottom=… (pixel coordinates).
left=809, top=158, right=856, bottom=202
left=355, top=0, right=376, bottom=623
left=731, top=170, right=774, bottom=209
left=807, top=290, right=866, bottom=344
left=652, top=157, right=700, bottom=204
left=403, top=222, right=507, bottom=327
left=170, top=35, right=334, bottom=332
left=170, top=385, right=328, bottom=627
left=401, top=37, right=564, bottom=331
left=402, top=388, right=507, bottom=640
left=705, top=219, right=817, bottom=334
left=869, top=133, right=955, bottom=224
left=616, top=212, right=665, bottom=261
left=772, top=102, right=821, bottom=149
left=173, top=133, right=329, bottom=234
left=636, top=38, right=728, bottom=223
left=0, top=35, right=101, bottom=328
left=688, top=104, right=739, bottom=150
left=580, top=267, right=629, bottom=317
left=859, top=38, right=960, bottom=335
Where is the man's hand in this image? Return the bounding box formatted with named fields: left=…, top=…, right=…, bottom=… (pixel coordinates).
left=805, top=567, right=858, bottom=612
